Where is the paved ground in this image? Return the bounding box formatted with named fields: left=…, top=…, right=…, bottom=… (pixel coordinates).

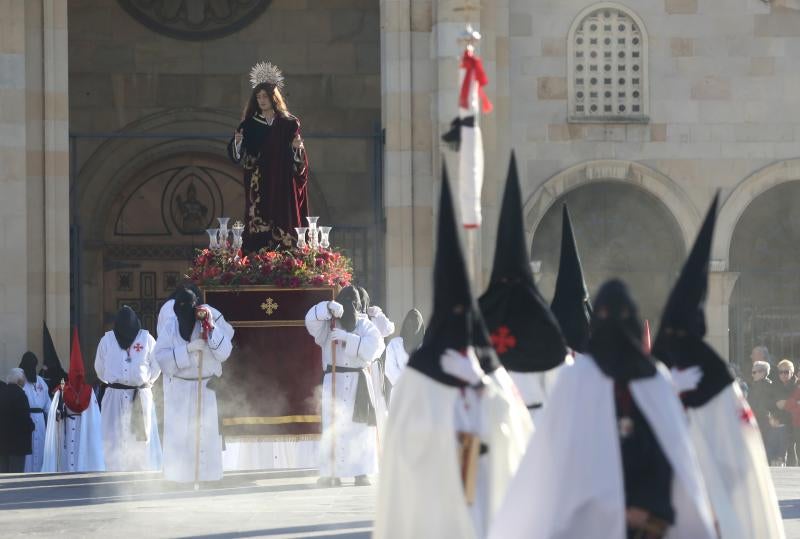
left=0, top=468, right=798, bottom=538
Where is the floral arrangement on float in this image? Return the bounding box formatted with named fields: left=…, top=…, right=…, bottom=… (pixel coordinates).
left=187, top=217, right=352, bottom=288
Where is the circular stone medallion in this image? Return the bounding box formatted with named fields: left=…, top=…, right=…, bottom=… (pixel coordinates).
left=117, top=0, right=272, bottom=41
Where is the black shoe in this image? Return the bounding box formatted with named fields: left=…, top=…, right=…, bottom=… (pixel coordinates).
left=330, top=477, right=342, bottom=487
left=354, top=475, right=371, bottom=486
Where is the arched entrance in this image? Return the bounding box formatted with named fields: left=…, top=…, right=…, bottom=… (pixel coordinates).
left=729, top=180, right=800, bottom=370
left=531, top=181, right=685, bottom=328
left=99, top=153, right=245, bottom=335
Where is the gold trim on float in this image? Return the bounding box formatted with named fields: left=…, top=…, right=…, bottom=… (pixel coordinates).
left=223, top=434, right=321, bottom=442
left=228, top=320, right=306, bottom=328
left=223, top=415, right=321, bottom=426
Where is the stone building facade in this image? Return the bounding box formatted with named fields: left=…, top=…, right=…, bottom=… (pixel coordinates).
left=384, top=0, right=800, bottom=370
left=3, top=0, right=800, bottom=373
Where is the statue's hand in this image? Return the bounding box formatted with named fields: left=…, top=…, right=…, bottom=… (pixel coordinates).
left=292, top=134, right=304, bottom=150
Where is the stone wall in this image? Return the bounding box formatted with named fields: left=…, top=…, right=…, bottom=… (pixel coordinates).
left=0, top=0, right=70, bottom=375
left=383, top=0, right=800, bottom=362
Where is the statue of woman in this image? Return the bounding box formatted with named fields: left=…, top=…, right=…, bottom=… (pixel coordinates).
left=227, top=61, right=309, bottom=252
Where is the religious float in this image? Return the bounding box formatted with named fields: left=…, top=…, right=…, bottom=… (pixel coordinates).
left=188, top=217, right=351, bottom=470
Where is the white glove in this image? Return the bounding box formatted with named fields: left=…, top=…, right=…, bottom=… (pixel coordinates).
left=441, top=347, right=485, bottom=386
left=331, top=328, right=350, bottom=342
left=187, top=339, right=206, bottom=353
left=671, top=366, right=703, bottom=393
left=328, top=301, right=344, bottom=319
left=367, top=305, right=382, bottom=317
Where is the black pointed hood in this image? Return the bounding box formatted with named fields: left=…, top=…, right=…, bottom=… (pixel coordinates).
left=479, top=153, right=567, bottom=372
left=114, top=305, right=141, bottom=350
left=550, top=204, right=592, bottom=353
left=20, top=351, right=38, bottom=384
left=41, top=321, right=67, bottom=392
left=588, top=279, right=656, bottom=381
left=400, top=309, right=425, bottom=355
left=652, top=193, right=733, bottom=407
left=336, top=285, right=361, bottom=332
left=408, top=166, right=500, bottom=387
left=174, top=287, right=198, bottom=342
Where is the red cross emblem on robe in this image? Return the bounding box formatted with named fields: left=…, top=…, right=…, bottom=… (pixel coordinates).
left=739, top=402, right=756, bottom=427
left=133, top=343, right=143, bottom=353
left=490, top=325, right=517, bottom=355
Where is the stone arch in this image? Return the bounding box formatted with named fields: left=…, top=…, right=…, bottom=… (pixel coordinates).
left=723, top=167, right=800, bottom=369
left=77, top=108, right=331, bottom=243
left=523, top=160, right=700, bottom=252
left=715, top=159, right=800, bottom=265
left=75, top=108, right=332, bottom=352
left=529, top=178, right=686, bottom=326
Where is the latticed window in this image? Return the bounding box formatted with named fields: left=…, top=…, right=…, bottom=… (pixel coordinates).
left=567, top=4, right=649, bottom=123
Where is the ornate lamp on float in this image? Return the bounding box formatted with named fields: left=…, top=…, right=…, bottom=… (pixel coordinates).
left=294, top=216, right=333, bottom=251
left=205, top=217, right=245, bottom=255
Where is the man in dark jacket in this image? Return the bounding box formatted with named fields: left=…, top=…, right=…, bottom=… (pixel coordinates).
left=750, top=361, right=775, bottom=428
left=774, top=359, right=799, bottom=465
left=0, top=368, right=35, bottom=472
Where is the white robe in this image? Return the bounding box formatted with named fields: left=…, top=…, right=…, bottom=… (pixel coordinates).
left=306, top=302, right=384, bottom=478
left=23, top=376, right=51, bottom=473
left=384, top=337, right=409, bottom=389
left=489, top=354, right=716, bottom=539
left=42, top=390, right=105, bottom=472
left=374, top=366, right=532, bottom=539
left=154, top=305, right=234, bottom=482
left=94, top=329, right=162, bottom=472
left=507, top=357, right=570, bottom=422
left=363, top=311, right=393, bottom=445
left=687, top=383, right=785, bottom=539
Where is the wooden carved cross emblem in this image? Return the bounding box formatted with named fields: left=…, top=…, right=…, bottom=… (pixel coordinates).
left=261, top=297, right=279, bottom=316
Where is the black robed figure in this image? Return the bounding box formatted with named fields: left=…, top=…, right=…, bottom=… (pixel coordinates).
left=550, top=204, right=593, bottom=354
left=479, top=152, right=566, bottom=373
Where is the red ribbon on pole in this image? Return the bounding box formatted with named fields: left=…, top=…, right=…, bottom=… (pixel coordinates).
left=459, top=49, right=493, bottom=114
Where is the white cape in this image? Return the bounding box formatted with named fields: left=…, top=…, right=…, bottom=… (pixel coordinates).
left=489, top=355, right=715, bottom=539
left=687, top=383, right=785, bottom=539
left=374, top=366, right=532, bottom=539
left=42, top=390, right=105, bottom=472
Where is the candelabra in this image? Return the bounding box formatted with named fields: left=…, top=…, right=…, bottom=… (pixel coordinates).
left=295, top=216, right=332, bottom=250
left=206, top=217, right=245, bottom=254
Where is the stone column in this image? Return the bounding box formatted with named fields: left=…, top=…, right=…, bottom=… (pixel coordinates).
left=381, top=0, right=437, bottom=324
left=707, top=269, right=740, bottom=361
left=0, top=1, right=70, bottom=373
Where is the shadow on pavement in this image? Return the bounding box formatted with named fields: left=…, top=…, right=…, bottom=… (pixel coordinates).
left=0, top=469, right=320, bottom=511
left=177, top=520, right=373, bottom=538
left=780, top=498, right=800, bottom=519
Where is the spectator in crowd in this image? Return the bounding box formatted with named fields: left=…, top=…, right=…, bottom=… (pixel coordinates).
left=750, top=361, right=784, bottom=464
left=774, top=359, right=799, bottom=466
left=0, top=368, right=35, bottom=472
left=750, top=360, right=774, bottom=429
left=779, top=361, right=800, bottom=468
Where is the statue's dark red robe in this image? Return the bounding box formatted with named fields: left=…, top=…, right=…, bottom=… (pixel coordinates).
left=228, top=112, right=309, bottom=252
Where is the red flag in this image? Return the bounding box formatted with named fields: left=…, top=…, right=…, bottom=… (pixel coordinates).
left=63, top=326, right=91, bottom=413
left=642, top=319, right=652, bottom=355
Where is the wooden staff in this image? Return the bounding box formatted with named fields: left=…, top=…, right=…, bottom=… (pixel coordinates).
left=194, top=309, right=211, bottom=491
left=330, top=317, right=337, bottom=479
